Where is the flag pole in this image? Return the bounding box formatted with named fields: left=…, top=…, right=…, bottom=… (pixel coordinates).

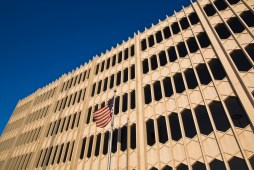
left=107, top=90, right=116, bottom=170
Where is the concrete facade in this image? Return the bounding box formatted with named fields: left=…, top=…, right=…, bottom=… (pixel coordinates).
left=0, top=0, right=254, bottom=169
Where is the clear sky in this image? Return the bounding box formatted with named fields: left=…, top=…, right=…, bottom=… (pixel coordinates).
left=0, top=0, right=193, bottom=135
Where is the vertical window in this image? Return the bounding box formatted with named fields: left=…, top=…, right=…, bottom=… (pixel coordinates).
left=112, top=129, right=118, bottom=153
left=184, top=69, right=198, bottom=89
left=197, top=32, right=211, bottom=48
left=97, top=80, right=102, bottom=94
left=229, top=49, right=252, bottom=72
left=177, top=42, right=188, bottom=57
left=110, top=74, right=114, bottom=89
left=71, top=113, right=77, bottom=129
left=214, top=0, right=228, bottom=11
left=240, top=10, right=254, bottom=27
left=173, top=73, right=185, bottom=93
left=204, top=4, right=216, bottom=16
left=155, top=31, right=163, bottom=43
left=159, top=51, right=167, bottom=66
left=130, top=90, right=136, bottom=109
left=143, top=59, right=149, bottom=74
left=116, top=71, right=121, bottom=86
left=189, top=12, right=199, bottom=25
left=141, top=39, right=147, bottom=51
left=120, top=126, right=127, bottom=151
left=69, top=141, right=75, bottom=161
left=146, top=119, right=156, bottom=146
left=153, top=81, right=162, bottom=101
left=130, top=65, right=135, bottom=79
left=144, top=85, right=152, bottom=104
left=112, top=55, right=116, bottom=67
left=131, top=45, right=135, bottom=56
left=196, top=64, right=212, bottom=85
left=103, top=77, right=108, bottom=92
left=168, top=112, right=182, bottom=141
left=57, top=144, right=64, bottom=164
left=209, top=59, right=227, bottom=80
left=172, top=22, right=180, bottom=34
left=124, top=48, right=129, bottom=60
left=95, top=64, right=99, bottom=75
left=123, top=68, right=128, bottom=83
left=163, top=26, right=171, bottom=39
left=63, top=142, right=70, bottom=163
left=114, top=96, right=120, bottom=115
left=103, top=132, right=109, bottom=155
left=130, top=124, right=136, bottom=149
left=215, top=23, right=231, bottom=39
left=106, top=58, right=110, bottom=69
left=95, top=134, right=101, bottom=156
left=100, top=61, right=105, bottom=72
left=87, top=136, right=94, bottom=158
left=227, top=17, right=245, bottom=34
left=187, top=37, right=199, bottom=53
left=157, top=116, right=168, bottom=144
left=118, top=52, right=122, bottom=64
left=167, top=46, right=177, bottom=62
left=122, top=93, right=128, bottom=112
left=163, top=77, right=173, bottom=97
left=194, top=105, right=213, bottom=135
left=91, top=83, right=96, bottom=97
left=150, top=55, right=158, bottom=70
left=181, top=109, right=197, bottom=138
left=66, top=116, right=71, bottom=131
left=86, top=107, right=92, bottom=124
left=180, top=17, right=190, bottom=30
left=148, top=35, right=155, bottom=47
left=51, top=145, right=58, bottom=164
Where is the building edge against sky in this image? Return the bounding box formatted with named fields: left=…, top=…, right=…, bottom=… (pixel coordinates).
left=1, top=0, right=254, bottom=169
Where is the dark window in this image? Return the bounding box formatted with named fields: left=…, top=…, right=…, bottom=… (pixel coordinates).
left=95, top=64, right=99, bottom=75
left=150, top=167, right=158, bottom=170
left=114, top=96, right=120, bottom=115
left=204, top=4, right=216, bottom=16
left=249, top=156, right=254, bottom=169
left=196, top=64, right=212, bottom=85
left=157, top=116, right=168, bottom=144
left=97, top=80, right=102, bottom=94
left=150, top=55, right=158, bottom=70
left=71, top=113, right=77, bottom=129
left=131, top=90, right=136, bottom=109
left=189, top=12, right=199, bottom=25
left=180, top=17, right=190, bottom=30
left=240, top=10, right=254, bottom=27
left=162, top=165, right=173, bottom=170
left=118, top=51, right=122, bottom=64
left=225, top=97, right=250, bottom=128
left=123, top=68, right=128, bottom=83
left=112, top=55, right=116, bottom=67
left=143, top=59, right=149, bottom=74
left=116, top=71, right=121, bottom=86
left=57, top=144, right=64, bottom=164
left=155, top=31, right=163, bottom=43
left=148, top=35, right=155, bottom=47
left=103, top=77, right=108, bottom=92
left=45, top=146, right=53, bottom=166
left=141, top=39, right=147, bottom=51
left=163, top=26, right=171, bottom=39
left=131, top=45, right=135, bottom=56
left=153, top=81, right=162, bottom=101
left=210, top=159, right=226, bottom=170
left=60, top=118, right=66, bottom=132
left=122, top=93, right=128, bottom=112
left=215, top=23, right=231, bottom=39
left=100, top=61, right=105, bottom=72
left=193, top=161, right=206, bottom=170
left=168, top=112, right=182, bottom=141
left=66, top=116, right=71, bottom=131
left=174, top=73, right=185, bottom=93
left=177, top=42, right=188, bottom=57
left=86, top=107, right=92, bottom=124
left=63, top=142, right=70, bottom=163
left=87, top=136, right=94, bottom=158
left=187, top=37, right=199, bottom=53
left=103, top=131, right=109, bottom=155
left=51, top=145, right=58, bottom=164
left=245, top=43, right=254, bottom=62
left=69, top=141, right=75, bottom=161
left=146, top=119, right=156, bottom=146
left=227, top=0, right=240, bottom=5
left=172, top=22, right=180, bottom=34
left=112, top=129, right=118, bottom=153
left=194, top=105, right=213, bottom=135
left=110, top=74, right=114, bottom=89
left=91, top=83, right=96, bottom=97
left=209, top=101, right=230, bottom=132
left=131, top=124, right=136, bottom=149
left=184, top=68, right=198, bottom=89
left=159, top=51, right=167, bottom=66
left=181, top=109, right=197, bottom=138
left=229, top=157, right=248, bottom=170
left=163, top=77, right=173, bottom=97
left=230, top=49, right=252, bottom=71
left=95, top=133, right=101, bottom=156
left=177, top=163, right=188, bottom=170
left=131, top=65, right=135, bottom=79
left=197, top=32, right=211, bottom=48
left=167, top=46, right=177, bottom=62
left=214, top=0, right=228, bottom=11
left=209, top=59, right=227, bottom=80
left=227, top=17, right=245, bottom=33
left=106, top=58, right=110, bottom=69
left=120, top=126, right=127, bottom=151
left=101, top=102, right=105, bottom=108
left=124, top=48, right=129, bottom=60
left=144, top=85, right=152, bottom=104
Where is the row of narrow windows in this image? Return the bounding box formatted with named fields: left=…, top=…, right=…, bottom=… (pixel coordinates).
left=5, top=152, right=33, bottom=170
left=146, top=97, right=250, bottom=146
left=15, top=127, right=42, bottom=147
left=54, top=88, right=86, bottom=113
left=144, top=59, right=227, bottom=103
left=36, top=140, right=75, bottom=168
left=61, top=68, right=90, bottom=93
left=0, top=137, right=15, bottom=152
left=87, top=90, right=136, bottom=124
left=141, top=12, right=200, bottom=51
left=46, top=112, right=81, bottom=137
left=143, top=32, right=211, bottom=75
left=25, top=105, right=50, bottom=124
left=151, top=156, right=251, bottom=170
left=80, top=123, right=136, bottom=159
left=13, top=101, right=32, bottom=116
left=34, top=88, right=56, bottom=105
left=3, top=117, right=25, bottom=134
left=91, top=65, right=135, bottom=97
left=95, top=45, right=135, bottom=75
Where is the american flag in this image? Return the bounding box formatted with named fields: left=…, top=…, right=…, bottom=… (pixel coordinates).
left=93, top=97, right=114, bottom=128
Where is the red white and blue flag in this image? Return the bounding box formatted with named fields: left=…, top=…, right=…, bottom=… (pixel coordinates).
left=93, top=97, right=114, bottom=128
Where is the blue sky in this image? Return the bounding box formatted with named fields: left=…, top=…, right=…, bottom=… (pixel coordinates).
left=0, top=0, right=192, bottom=135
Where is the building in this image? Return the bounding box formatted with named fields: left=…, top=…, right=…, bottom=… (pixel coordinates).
left=1, top=0, right=254, bottom=169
